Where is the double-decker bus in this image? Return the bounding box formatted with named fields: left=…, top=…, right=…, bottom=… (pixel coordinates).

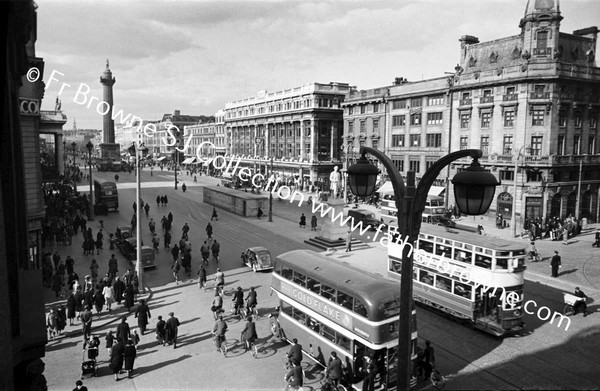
left=381, top=194, right=446, bottom=226
left=271, top=250, right=418, bottom=390
left=388, top=224, right=526, bottom=336
left=93, top=180, right=119, bottom=215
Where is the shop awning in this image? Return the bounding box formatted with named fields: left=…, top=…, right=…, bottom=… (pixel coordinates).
left=182, top=157, right=197, bottom=164
left=376, top=182, right=394, bottom=194
left=428, top=185, right=446, bottom=197
left=155, top=156, right=166, bottom=162
left=376, top=182, right=446, bottom=197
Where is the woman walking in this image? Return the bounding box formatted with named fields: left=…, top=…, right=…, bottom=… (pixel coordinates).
left=66, top=292, right=76, bottom=325
left=123, top=339, right=137, bottom=378
left=110, top=340, right=125, bottom=381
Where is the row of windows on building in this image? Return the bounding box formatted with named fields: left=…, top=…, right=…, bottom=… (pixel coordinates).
left=230, top=127, right=313, bottom=139
left=346, top=95, right=447, bottom=116
left=391, top=134, right=442, bottom=148
left=227, top=96, right=340, bottom=119
left=456, top=134, right=596, bottom=156
left=459, top=109, right=598, bottom=129
left=350, top=107, right=598, bottom=132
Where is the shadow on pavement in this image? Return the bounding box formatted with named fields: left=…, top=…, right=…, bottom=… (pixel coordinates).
left=135, top=354, right=193, bottom=374
left=559, top=268, right=579, bottom=277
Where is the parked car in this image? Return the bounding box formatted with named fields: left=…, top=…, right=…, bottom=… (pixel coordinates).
left=117, top=226, right=133, bottom=240
left=347, top=209, right=384, bottom=231
left=117, top=238, right=156, bottom=269
left=241, top=247, right=273, bottom=272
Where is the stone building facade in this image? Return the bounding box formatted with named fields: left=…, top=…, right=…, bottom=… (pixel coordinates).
left=1, top=1, right=50, bottom=389
left=448, top=0, right=600, bottom=225
left=223, top=82, right=352, bottom=184
left=342, top=0, right=599, bottom=227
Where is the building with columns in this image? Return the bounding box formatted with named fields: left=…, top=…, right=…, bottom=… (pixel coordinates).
left=447, top=0, right=599, bottom=225
left=223, top=82, right=352, bottom=185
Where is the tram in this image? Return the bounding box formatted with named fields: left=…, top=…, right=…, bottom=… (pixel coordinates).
left=388, top=224, right=526, bottom=336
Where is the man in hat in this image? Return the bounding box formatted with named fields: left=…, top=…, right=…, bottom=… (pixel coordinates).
left=233, top=286, right=244, bottom=316
left=573, top=287, right=589, bottom=317
left=134, top=299, right=151, bottom=335
left=80, top=305, right=93, bottom=341
left=165, top=312, right=180, bottom=349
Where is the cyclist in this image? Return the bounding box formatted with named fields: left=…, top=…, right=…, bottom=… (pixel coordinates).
left=200, top=241, right=210, bottom=264
left=212, top=315, right=228, bottom=351
left=573, top=287, right=589, bottom=317
left=240, top=316, right=258, bottom=352
left=285, top=360, right=303, bottom=390
left=287, top=338, right=303, bottom=368
left=214, top=268, right=225, bottom=293
left=528, top=241, right=539, bottom=262
left=233, top=287, right=244, bottom=316
left=325, top=351, right=343, bottom=386
left=245, top=287, right=258, bottom=315
left=211, top=240, right=220, bottom=262
left=212, top=290, right=223, bottom=320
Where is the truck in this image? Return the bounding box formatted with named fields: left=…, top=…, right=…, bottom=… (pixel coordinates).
left=93, top=180, right=119, bottom=215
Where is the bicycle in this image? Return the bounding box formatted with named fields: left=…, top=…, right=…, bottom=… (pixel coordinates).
left=246, top=302, right=259, bottom=319
left=320, top=371, right=347, bottom=391
left=430, top=368, right=446, bottom=390
left=526, top=251, right=541, bottom=262
left=213, top=333, right=228, bottom=357
left=282, top=365, right=307, bottom=391
left=244, top=338, right=258, bottom=358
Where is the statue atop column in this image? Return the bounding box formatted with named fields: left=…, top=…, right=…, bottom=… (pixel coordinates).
left=329, top=166, right=342, bottom=198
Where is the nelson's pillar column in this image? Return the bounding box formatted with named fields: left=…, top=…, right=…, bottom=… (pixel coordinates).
left=99, top=59, right=119, bottom=159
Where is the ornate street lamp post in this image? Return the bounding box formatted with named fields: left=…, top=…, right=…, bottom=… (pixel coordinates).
left=128, top=142, right=149, bottom=292
left=85, top=141, right=95, bottom=221
left=71, top=141, right=77, bottom=192
left=347, top=147, right=499, bottom=391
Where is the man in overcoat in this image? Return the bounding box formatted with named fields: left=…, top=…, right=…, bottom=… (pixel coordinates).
left=134, top=299, right=151, bottom=334
left=165, top=312, right=180, bottom=349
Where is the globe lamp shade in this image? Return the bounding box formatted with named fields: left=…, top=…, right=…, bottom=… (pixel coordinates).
left=347, top=155, right=379, bottom=197
left=86, top=141, right=93, bottom=152
left=451, top=160, right=500, bottom=215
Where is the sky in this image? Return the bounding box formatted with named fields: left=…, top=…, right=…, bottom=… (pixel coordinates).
left=37, top=0, right=600, bottom=130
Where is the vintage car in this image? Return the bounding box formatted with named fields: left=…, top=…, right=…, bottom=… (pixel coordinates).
left=347, top=209, right=384, bottom=231
left=117, top=237, right=156, bottom=269
left=241, top=247, right=273, bottom=272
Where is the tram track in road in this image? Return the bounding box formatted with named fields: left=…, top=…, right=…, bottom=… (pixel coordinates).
left=422, top=335, right=524, bottom=390
left=581, top=256, right=600, bottom=290
left=170, top=186, right=311, bottom=260
left=416, top=306, right=596, bottom=390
